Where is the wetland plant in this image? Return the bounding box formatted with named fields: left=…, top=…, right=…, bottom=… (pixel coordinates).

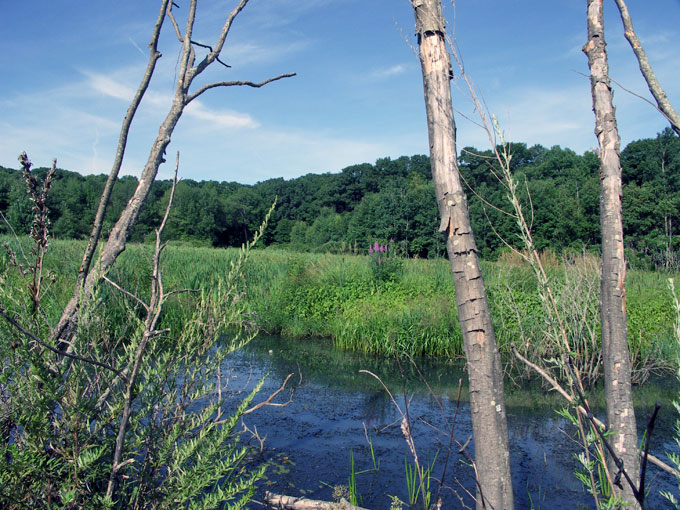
left=0, top=156, right=272, bottom=508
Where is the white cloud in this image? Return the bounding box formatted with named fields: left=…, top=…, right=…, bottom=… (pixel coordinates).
left=184, top=101, right=259, bottom=129
left=86, top=72, right=136, bottom=101
left=208, top=126, right=403, bottom=183
left=448, top=82, right=596, bottom=153
left=369, top=64, right=407, bottom=80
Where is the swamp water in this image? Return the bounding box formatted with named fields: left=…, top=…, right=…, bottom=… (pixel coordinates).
left=219, top=335, right=679, bottom=509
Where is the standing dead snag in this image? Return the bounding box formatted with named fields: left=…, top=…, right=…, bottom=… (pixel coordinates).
left=51, top=0, right=295, bottom=346
left=76, top=0, right=170, bottom=292
left=409, top=1, right=513, bottom=509
left=583, top=0, right=639, bottom=507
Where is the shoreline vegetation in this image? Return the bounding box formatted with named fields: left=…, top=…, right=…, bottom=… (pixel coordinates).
left=3, top=236, right=676, bottom=386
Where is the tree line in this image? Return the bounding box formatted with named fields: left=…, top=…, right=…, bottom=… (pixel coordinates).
left=2, top=127, right=678, bottom=263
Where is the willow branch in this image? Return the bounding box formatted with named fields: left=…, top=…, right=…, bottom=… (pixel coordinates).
left=0, top=307, right=124, bottom=380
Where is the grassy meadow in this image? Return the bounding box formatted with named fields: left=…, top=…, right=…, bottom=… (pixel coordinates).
left=2, top=236, right=678, bottom=383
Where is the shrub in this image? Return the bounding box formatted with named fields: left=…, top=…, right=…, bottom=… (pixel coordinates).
left=0, top=169, right=269, bottom=508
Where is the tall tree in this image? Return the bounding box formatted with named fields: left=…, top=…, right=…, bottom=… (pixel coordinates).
left=583, top=1, right=639, bottom=506
left=51, top=0, right=294, bottom=344
left=409, top=1, right=513, bottom=508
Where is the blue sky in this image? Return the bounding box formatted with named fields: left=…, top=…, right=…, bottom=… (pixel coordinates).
left=1, top=0, right=678, bottom=184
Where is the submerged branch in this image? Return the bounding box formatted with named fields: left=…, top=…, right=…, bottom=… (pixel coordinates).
left=242, top=372, right=295, bottom=416
left=265, top=492, right=371, bottom=510
left=512, top=347, right=680, bottom=479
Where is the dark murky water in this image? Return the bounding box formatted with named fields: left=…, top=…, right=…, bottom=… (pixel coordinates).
left=219, top=335, right=679, bottom=509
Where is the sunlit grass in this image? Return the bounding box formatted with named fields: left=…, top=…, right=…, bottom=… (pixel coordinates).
left=2, top=235, right=677, bottom=376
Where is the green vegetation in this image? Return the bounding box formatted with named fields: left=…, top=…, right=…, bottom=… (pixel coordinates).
left=3, top=237, right=677, bottom=384
left=2, top=130, right=679, bottom=266
left=661, top=278, right=680, bottom=508
left=0, top=208, right=268, bottom=507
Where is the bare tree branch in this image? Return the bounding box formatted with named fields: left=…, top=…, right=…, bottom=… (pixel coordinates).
left=167, top=1, right=184, bottom=42
left=409, top=3, right=514, bottom=507
left=157, top=152, right=180, bottom=239
left=613, top=0, right=680, bottom=135
left=163, top=288, right=200, bottom=299
left=584, top=2, right=640, bottom=503
left=242, top=373, right=295, bottom=416
left=76, top=0, right=171, bottom=289
left=103, top=276, right=150, bottom=311
left=191, top=0, right=250, bottom=77
left=187, top=73, right=296, bottom=103
left=106, top=152, right=181, bottom=499
left=265, top=492, right=370, bottom=510
left=190, top=40, right=231, bottom=68
left=52, top=0, right=294, bottom=347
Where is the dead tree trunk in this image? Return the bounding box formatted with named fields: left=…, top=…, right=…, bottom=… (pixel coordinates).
left=583, top=1, right=639, bottom=506
left=613, top=0, right=680, bottom=136
left=76, top=0, right=170, bottom=290
left=410, top=2, right=513, bottom=509
left=51, top=0, right=294, bottom=345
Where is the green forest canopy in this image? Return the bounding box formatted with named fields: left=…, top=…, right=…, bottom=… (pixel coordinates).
left=2, top=129, right=678, bottom=265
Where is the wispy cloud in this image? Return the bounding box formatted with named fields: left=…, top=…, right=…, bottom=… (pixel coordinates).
left=81, top=69, right=260, bottom=133
left=87, top=72, right=135, bottom=101
left=450, top=83, right=596, bottom=153
left=369, top=64, right=408, bottom=80
left=128, top=37, right=146, bottom=57
left=184, top=101, right=259, bottom=129
left=231, top=0, right=348, bottom=30
left=239, top=128, right=395, bottom=182
left=221, top=39, right=310, bottom=67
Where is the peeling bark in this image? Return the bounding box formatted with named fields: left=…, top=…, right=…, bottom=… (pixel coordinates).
left=410, top=1, right=513, bottom=509
left=583, top=1, right=639, bottom=506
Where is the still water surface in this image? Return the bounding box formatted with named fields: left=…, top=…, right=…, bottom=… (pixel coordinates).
left=219, top=335, right=678, bottom=509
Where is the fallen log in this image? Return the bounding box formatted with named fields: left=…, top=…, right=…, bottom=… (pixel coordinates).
left=264, top=491, right=371, bottom=510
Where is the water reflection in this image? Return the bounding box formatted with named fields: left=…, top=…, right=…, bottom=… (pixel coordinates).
left=220, top=335, right=678, bottom=509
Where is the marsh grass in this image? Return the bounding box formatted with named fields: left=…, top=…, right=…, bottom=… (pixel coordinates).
left=2, top=236, right=677, bottom=378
